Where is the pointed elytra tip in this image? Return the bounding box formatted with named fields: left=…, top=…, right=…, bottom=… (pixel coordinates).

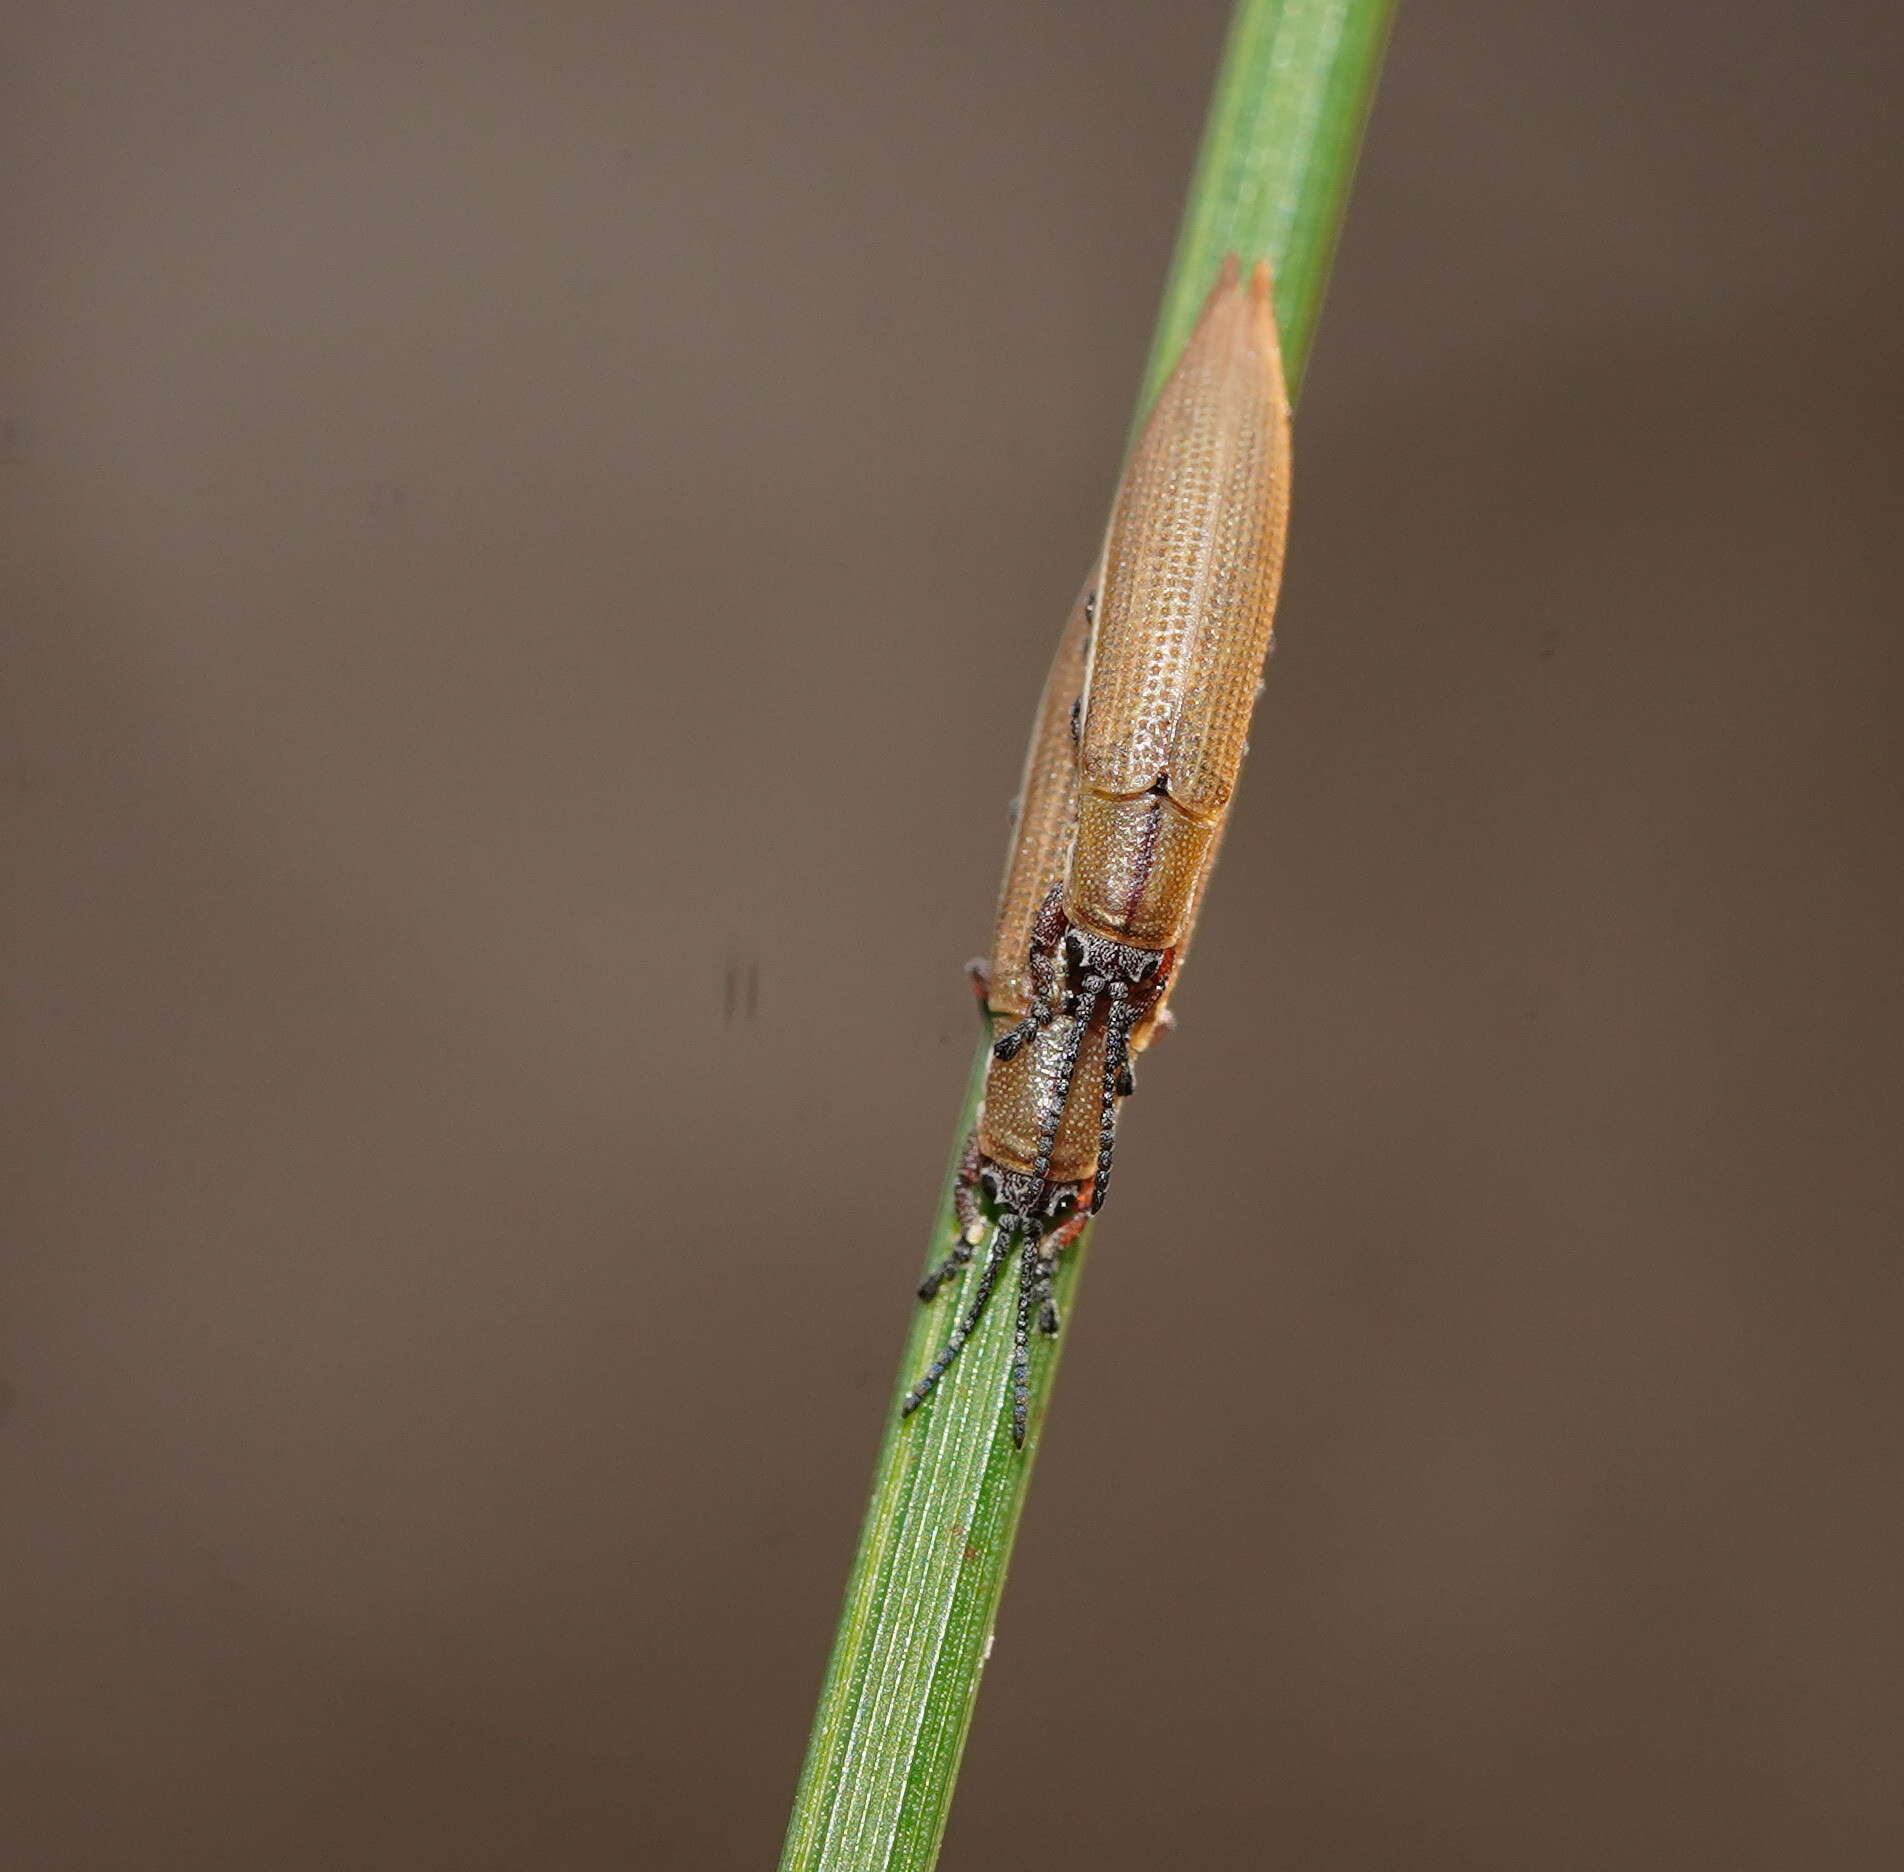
left=1211, top=249, right=1276, bottom=303
left=1200, top=254, right=1282, bottom=357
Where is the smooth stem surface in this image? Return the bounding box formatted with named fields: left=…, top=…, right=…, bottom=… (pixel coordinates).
left=779, top=6, right=1394, bottom=1869
left=1143, top=0, right=1394, bottom=411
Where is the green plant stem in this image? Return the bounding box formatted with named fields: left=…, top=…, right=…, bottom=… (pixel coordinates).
left=1143, top=0, right=1394, bottom=413
left=779, top=7, right=1394, bottom=1868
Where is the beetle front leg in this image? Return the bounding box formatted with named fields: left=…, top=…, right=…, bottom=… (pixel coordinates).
left=918, top=1131, right=987, bottom=1302
left=1008, top=1188, right=1087, bottom=1445
left=1031, top=1201, right=1090, bottom=1337
left=991, top=887, right=1069, bottom=1060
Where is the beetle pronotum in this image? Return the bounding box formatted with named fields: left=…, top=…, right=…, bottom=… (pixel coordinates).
left=904, top=257, right=1293, bottom=1445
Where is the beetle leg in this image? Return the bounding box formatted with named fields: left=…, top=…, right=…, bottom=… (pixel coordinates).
left=908, top=1167, right=1086, bottom=1444
left=952, top=1136, right=986, bottom=1241
left=1026, top=888, right=1069, bottom=1007
left=992, top=887, right=1069, bottom=1059
left=916, top=1240, right=972, bottom=1304
left=1033, top=1202, right=1090, bottom=1337
left=918, top=1131, right=987, bottom=1301
left=1130, top=949, right=1178, bottom=1051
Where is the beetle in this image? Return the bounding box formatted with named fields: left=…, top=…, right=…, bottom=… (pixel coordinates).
left=904, top=257, right=1292, bottom=1445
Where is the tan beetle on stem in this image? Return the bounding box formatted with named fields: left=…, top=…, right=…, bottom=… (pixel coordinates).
left=904, top=257, right=1292, bottom=1446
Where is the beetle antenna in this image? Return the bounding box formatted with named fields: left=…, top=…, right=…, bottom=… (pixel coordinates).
left=1030, top=975, right=1102, bottom=1186
left=1008, top=1224, right=1048, bottom=1448
left=902, top=1215, right=1018, bottom=1417
left=1091, top=981, right=1137, bottom=1212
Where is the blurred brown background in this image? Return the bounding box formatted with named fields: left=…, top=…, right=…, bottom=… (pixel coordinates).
left=4, top=2, right=1900, bottom=1866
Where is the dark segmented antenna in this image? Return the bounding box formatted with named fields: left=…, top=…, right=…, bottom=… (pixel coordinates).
left=1009, top=1230, right=1043, bottom=1448
left=1091, top=980, right=1137, bottom=1212
left=902, top=1217, right=1017, bottom=1417
left=1030, top=975, right=1101, bottom=1185
left=910, top=972, right=1106, bottom=1429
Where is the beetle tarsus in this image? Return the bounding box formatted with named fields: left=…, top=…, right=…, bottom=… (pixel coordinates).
left=917, top=1238, right=972, bottom=1302
left=911, top=1169, right=1088, bottom=1442
left=991, top=1008, right=1046, bottom=1061
left=952, top=1132, right=985, bottom=1233
left=1029, top=1242, right=1062, bottom=1345
left=1032, top=1205, right=1087, bottom=1338
left=919, top=1131, right=988, bottom=1299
